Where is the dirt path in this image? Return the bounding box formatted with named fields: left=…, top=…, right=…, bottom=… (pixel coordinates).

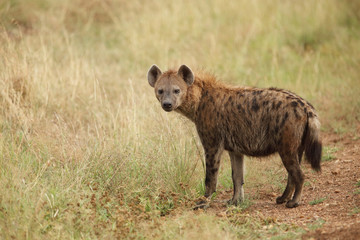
left=299, top=133, right=360, bottom=239
left=202, top=132, right=360, bottom=239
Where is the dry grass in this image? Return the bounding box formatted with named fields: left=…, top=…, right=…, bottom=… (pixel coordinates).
left=0, top=0, right=359, bottom=239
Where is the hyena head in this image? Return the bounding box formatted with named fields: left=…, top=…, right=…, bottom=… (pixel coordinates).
left=147, top=64, right=194, bottom=112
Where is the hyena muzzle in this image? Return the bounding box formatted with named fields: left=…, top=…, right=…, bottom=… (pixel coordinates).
left=147, top=64, right=322, bottom=208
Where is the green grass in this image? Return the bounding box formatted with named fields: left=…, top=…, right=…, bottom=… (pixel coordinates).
left=309, top=197, right=327, bottom=206
left=237, top=198, right=254, bottom=211
left=304, top=181, right=312, bottom=187
left=0, top=0, right=360, bottom=239
left=322, top=146, right=338, bottom=162
left=350, top=207, right=360, bottom=215
left=307, top=218, right=326, bottom=231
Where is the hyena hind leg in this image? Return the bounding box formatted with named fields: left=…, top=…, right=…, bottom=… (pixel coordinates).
left=298, top=145, right=305, bottom=165
left=228, top=152, right=245, bottom=206
left=276, top=172, right=295, bottom=204
left=278, top=152, right=305, bottom=208
left=276, top=146, right=305, bottom=204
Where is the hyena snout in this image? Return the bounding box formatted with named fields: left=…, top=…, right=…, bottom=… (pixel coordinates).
left=162, top=101, right=173, bottom=111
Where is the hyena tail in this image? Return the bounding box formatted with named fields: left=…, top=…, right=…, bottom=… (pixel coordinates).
left=304, top=116, right=322, bottom=172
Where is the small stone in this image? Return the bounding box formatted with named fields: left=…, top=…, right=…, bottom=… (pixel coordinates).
left=331, top=168, right=340, bottom=175
left=334, top=189, right=341, bottom=193
left=216, top=211, right=227, bottom=218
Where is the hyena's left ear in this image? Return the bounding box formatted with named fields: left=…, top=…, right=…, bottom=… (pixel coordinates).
left=147, top=64, right=162, bottom=88
left=178, top=65, right=194, bottom=86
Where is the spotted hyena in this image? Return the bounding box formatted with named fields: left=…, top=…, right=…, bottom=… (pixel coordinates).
left=147, top=64, right=322, bottom=208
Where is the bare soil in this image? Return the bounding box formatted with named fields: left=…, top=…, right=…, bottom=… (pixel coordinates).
left=198, top=131, right=360, bottom=239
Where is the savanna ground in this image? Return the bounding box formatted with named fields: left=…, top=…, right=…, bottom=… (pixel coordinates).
left=0, top=0, right=360, bottom=239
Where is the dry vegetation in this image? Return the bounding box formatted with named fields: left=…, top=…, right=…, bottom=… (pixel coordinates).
left=0, top=0, right=359, bottom=239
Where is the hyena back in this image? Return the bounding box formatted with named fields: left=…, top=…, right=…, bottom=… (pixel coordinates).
left=147, top=64, right=322, bottom=208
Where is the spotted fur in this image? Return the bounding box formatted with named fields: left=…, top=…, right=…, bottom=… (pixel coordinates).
left=147, top=64, right=322, bottom=208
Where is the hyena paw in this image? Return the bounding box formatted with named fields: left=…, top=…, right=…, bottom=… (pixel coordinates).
left=227, top=198, right=242, bottom=206
left=193, top=198, right=210, bottom=210
left=276, top=196, right=288, bottom=204
left=285, top=200, right=299, bottom=208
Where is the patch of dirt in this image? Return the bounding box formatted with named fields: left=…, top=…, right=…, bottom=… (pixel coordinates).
left=203, top=132, right=360, bottom=239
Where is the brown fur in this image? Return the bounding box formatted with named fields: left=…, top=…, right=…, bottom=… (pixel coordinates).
left=147, top=64, right=322, bottom=208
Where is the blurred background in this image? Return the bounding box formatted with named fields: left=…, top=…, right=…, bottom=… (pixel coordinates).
left=0, top=0, right=359, bottom=238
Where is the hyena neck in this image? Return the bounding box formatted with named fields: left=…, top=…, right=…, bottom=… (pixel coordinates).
left=176, top=72, right=221, bottom=122
left=176, top=78, right=203, bottom=121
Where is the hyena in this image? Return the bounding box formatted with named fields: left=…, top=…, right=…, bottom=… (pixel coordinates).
left=147, top=64, right=322, bottom=208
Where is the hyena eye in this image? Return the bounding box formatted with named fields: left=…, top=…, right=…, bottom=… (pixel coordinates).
left=174, top=89, right=180, bottom=94
left=158, top=89, right=164, bottom=94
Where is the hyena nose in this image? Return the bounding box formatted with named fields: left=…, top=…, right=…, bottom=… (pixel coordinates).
left=162, top=102, right=173, bottom=111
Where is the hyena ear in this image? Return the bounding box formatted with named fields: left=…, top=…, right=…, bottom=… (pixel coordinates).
left=177, top=65, right=194, bottom=86
left=147, top=64, right=162, bottom=88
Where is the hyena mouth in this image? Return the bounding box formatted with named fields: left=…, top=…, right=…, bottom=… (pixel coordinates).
left=162, top=106, right=173, bottom=112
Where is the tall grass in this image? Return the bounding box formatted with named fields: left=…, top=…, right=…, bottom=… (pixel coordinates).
left=0, top=0, right=359, bottom=238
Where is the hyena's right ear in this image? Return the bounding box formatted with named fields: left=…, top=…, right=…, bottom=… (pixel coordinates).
left=147, top=64, right=162, bottom=88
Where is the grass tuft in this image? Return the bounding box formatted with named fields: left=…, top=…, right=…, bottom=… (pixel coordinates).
left=309, top=197, right=327, bottom=205
left=322, top=146, right=338, bottom=162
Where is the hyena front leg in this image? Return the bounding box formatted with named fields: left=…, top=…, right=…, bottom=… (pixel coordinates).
left=194, top=145, right=224, bottom=209
left=228, top=152, right=245, bottom=206
left=204, top=146, right=224, bottom=198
